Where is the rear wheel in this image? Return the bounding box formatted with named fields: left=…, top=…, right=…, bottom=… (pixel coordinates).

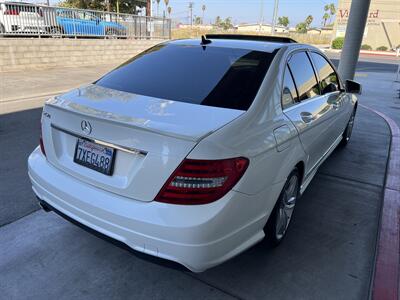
left=48, top=26, right=63, bottom=37
left=340, top=108, right=356, bottom=146
left=0, top=23, right=5, bottom=35
left=265, top=168, right=300, bottom=246
left=105, top=28, right=117, bottom=38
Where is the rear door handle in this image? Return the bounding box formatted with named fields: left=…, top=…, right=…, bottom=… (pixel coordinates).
left=300, top=112, right=315, bottom=123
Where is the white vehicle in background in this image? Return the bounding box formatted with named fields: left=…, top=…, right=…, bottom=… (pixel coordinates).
left=0, top=1, right=47, bottom=34
left=28, top=35, right=361, bottom=272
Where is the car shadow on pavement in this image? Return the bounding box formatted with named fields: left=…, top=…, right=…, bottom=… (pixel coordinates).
left=0, top=107, right=391, bottom=300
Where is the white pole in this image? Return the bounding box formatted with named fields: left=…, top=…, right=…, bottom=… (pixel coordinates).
left=259, top=0, right=264, bottom=33
left=271, top=0, right=279, bottom=35
left=395, top=48, right=400, bottom=82
left=338, top=0, right=372, bottom=80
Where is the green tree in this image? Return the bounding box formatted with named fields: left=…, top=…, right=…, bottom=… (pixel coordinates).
left=194, top=16, right=202, bottom=25
left=220, top=17, right=233, bottom=30
left=324, top=3, right=336, bottom=25
left=213, top=16, right=233, bottom=30
left=295, top=22, right=307, bottom=33
left=277, top=16, right=289, bottom=27
left=322, top=12, right=329, bottom=26
left=163, top=0, right=169, bottom=17
left=59, top=0, right=142, bottom=14
left=305, top=15, right=313, bottom=27
left=296, top=14, right=313, bottom=33
left=214, top=16, right=222, bottom=27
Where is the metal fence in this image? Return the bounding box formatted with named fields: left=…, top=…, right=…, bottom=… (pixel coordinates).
left=0, top=2, right=171, bottom=39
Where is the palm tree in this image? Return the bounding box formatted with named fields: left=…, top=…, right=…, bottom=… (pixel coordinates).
left=305, top=15, right=313, bottom=28
left=322, top=12, right=329, bottom=26
left=167, top=6, right=172, bottom=18
left=156, top=0, right=160, bottom=16
left=323, top=3, right=336, bottom=25
left=328, top=3, right=336, bottom=24
left=163, top=0, right=169, bottom=18
left=201, top=4, right=206, bottom=24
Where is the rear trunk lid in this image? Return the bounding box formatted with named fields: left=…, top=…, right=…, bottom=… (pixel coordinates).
left=42, top=85, right=244, bottom=202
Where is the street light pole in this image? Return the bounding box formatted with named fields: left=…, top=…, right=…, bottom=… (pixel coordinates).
left=271, top=0, right=279, bottom=35
left=189, top=2, right=194, bottom=28
left=259, top=0, right=264, bottom=33
left=338, top=0, right=372, bottom=80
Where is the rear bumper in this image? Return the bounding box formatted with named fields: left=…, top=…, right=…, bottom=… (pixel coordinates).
left=28, top=147, right=269, bottom=272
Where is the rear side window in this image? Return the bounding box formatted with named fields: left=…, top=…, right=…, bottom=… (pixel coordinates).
left=281, top=65, right=298, bottom=110
left=288, top=52, right=320, bottom=101
left=310, top=52, right=340, bottom=94
left=96, top=44, right=277, bottom=111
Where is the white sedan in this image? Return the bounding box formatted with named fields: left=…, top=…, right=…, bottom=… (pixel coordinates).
left=28, top=35, right=361, bottom=272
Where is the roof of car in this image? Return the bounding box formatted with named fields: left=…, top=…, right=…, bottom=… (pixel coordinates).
left=167, top=34, right=313, bottom=53
left=169, top=37, right=293, bottom=53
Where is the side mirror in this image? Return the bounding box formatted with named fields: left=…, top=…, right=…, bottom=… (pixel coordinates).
left=345, top=80, right=362, bottom=95
left=322, top=83, right=338, bottom=95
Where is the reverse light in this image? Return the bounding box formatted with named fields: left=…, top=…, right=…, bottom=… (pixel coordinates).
left=155, top=157, right=249, bottom=205
left=39, top=121, right=46, bottom=156
left=39, top=135, right=46, bottom=156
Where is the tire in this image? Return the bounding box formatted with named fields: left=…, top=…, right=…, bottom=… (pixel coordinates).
left=265, top=168, right=300, bottom=246
left=0, top=23, right=5, bottom=34
left=105, top=28, right=117, bottom=38
left=48, top=26, right=63, bottom=37
left=340, top=108, right=356, bottom=147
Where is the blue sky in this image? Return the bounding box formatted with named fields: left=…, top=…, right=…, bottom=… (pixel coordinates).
left=154, top=0, right=338, bottom=27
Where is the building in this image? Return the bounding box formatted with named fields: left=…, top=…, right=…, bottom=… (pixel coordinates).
left=334, top=0, right=400, bottom=50
left=236, top=23, right=288, bottom=34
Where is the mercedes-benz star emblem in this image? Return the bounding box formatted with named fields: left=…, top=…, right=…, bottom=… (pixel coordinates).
left=81, top=120, right=92, bottom=135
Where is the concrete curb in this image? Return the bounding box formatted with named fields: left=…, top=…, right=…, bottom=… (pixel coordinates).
left=360, top=50, right=398, bottom=57
left=322, top=49, right=399, bottom=57
left=361, top=104, right=400, bottom=300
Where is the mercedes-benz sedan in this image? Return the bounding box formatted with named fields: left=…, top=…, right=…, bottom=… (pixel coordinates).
left=28, top=35, right=361, bottom=272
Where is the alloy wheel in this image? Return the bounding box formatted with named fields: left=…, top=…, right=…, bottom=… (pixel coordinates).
left=344, top=111, right=356, bottom=142
left=275, top=174, right=299, bottom=241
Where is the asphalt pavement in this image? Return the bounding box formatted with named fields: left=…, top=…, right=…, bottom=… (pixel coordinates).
left=0, top=58, right=398, bottom=299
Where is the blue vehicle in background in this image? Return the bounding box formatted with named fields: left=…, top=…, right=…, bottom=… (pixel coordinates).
left=55, top=9, right=126, bottom=37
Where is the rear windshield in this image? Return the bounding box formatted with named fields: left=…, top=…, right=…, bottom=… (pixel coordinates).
left=95, top=44, right=277, bottom=111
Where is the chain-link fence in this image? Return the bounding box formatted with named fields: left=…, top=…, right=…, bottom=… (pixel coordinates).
left=0, top=2, right=171, bottom=39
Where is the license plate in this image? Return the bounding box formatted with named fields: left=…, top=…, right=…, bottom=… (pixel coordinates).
left=74, top=138, right=115, bottom=175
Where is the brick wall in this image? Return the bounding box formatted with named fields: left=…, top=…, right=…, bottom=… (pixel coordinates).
left=0, top=38, right=165, bottom=72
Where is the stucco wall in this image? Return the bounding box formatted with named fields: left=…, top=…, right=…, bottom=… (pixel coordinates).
left=0, top=38, right=165, bottom=72
left=335, top=0, right=400, bottom=50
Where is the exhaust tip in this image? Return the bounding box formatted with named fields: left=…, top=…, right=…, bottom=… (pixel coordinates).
left=36, top=197, right=51, bottom=212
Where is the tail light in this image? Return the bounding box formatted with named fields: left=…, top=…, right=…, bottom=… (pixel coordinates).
left=5, top=9, right=19, bottom=15
left=155, top=157, right=249, bottom=205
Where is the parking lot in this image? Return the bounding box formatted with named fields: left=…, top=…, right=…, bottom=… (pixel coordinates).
left=1, top=57, right=399, bottom=299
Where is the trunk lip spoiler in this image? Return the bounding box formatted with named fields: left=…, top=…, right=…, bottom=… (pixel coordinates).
left=51, top=123, right=148, bottom=156
left=46, top=102, right=215, bottom=142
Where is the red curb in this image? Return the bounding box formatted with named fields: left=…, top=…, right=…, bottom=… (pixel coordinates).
left=359, top=50, right=398, bottom=57
left=360, top=104, right=400, bottom=300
